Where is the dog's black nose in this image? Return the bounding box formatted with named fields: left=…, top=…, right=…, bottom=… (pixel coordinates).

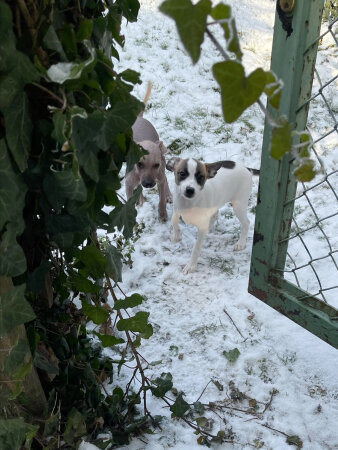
left=142, top=179, right=156, bottom=188
left=185, top=187, right=195, bottom=198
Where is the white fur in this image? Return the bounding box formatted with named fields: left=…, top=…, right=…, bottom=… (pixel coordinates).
left=171, top=159, right=253, bottom=274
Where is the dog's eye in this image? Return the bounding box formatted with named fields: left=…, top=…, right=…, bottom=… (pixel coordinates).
left=178, top=171, right=187, bottom=178
left=137, top=161, right=144, bottom=168
left=153, top=163, right=160, bottom=169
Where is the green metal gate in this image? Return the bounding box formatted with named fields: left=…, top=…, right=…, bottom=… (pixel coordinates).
left=249, top=0, right=338, bottom=348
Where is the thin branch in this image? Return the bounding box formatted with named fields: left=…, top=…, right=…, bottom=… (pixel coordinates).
left=223, top=308, right=245, bottom=339
left=206, top=28, right=230, bottom=61
left=30, top=82, right=64, bottom=106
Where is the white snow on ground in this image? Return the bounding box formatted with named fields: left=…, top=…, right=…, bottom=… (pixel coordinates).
left=83, top=1, right=338, bottom=449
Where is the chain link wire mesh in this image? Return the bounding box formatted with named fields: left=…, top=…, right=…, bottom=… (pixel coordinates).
left=276, top=11, right=338, bottom=309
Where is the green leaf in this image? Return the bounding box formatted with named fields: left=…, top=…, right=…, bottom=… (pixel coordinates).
left=81, top=301, right=109, bottom=325
left=116, top=0, right=140, bottom=22
left=286, top=435, right=303, bottom=448
left=170, top=393, right=190, bottom=418
left=77, top=19, right=94, bottom=41
left=93, top=332, right=125, bottom=347
left=33, top=348, right=59, bottom=375
left=47, top=40, right=96, bottom=84
left=63, top=409, right=87, bottom=445
left=126, top=141, right=147, bottom=173
left=293, top=158, right=316, bottom=182
left=70, top=274, right=101, bottom=294
left=264, top=71, right=282, bottom=109
left=196, top=416, right=208, bottom=428
left=211, top=4, right=242, bottom=60
left=223, top=348, right=240, bottom=363
left=213, top=61, right=267, bottom=123
left=26, top=260, right=52, bottom=295
left=44, top=168, right=87, bottom=210
left=43, top=25, right=67, bottom=60
left=119, top=69, right=141, bottom=85
left=71, top=112, right=103, bottom=182
left=270, top=116, right=292, bottom=159
left=160, top=0, right=212, bottom=64
left=0, top=140, right=26, bottom=230
left=0, top=418, right=38, bottom=450
left=105, top=245, right=123, bottom=282
left=4, top=92, right=32, bottom=172
left=117, top=311, right=153, bottom=339
left=75, top=246, right=106, bottom=279
left=99, top=99, right=142, bottom=150
left=4, top=339, right=30, bottom=376
left=108, top=186, right=141, bottom=239
left=152, top=372, right=173, bottom=397
left=0, top=224, right=27, bottom=277
left=0, top=285, right=35, bottom=336
left=113, top=293, right=143, bottom=310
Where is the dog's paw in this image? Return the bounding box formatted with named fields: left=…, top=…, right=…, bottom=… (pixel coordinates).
left=171, top=231, right=182, bottom=243
left=158, top=213, right=168, bottom=223
left=234, top=241, right=246, bottom=251
left=182, top=261, right=197, bottom=274
left=166, top=194, right=173, bottom=204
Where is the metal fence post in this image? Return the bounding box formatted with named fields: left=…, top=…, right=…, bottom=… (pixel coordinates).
left=249, top=0, right=338, bottom=348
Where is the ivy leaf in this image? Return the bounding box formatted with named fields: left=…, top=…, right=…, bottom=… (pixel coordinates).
left=270, top=116, right=292, bottom=159
left=76, top=19, right=94, bottom=41
left=113, top=294, right=143, bottom=310
left=4, top=339, right=30, bottom=376
left=152, top=372, right=173, bottom=398
left=92, top=332, right=125, bottom=347
left=211, top=4, right=242, bottom=60
left=115, top=0, right=140, bottom=23
left=264, top=71, right=282, bottom=109
left=117, top=311, right=153, bottom=339
left=63, top=409, right=87, bottom=445
left=0, top=225, right=27, bottom=277
left=170, top=393, right=190, bottom=418
left=160, top=0, right=212, bottom=64
left=0, top=285, right=36, bottom=336
left=47, top=40, right=96, bottom=84
left=213, top=61, right=266, bottom=123
left=286, top=435, right=303, bottom=448
left=43, top=25, right=67, bottom=60
left=70, top=274, right=101, bottom=294
left=293, top=158, right=316, bottom=182
left=81, top=301, right=109, bottom=325
left=104, top=245, right=123, bottom=282
left=108, top=186, right=141, bottom=239
left=75, top=246, right=106, bottom=279
left=4, top=92, right=32, bottom=172
left=223, top=348, right=240, bottom=363
left=0, top=418, right=38, bottom=450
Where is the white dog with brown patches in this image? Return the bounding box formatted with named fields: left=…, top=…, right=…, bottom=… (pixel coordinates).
left=166, top=157, right=259, bottom=274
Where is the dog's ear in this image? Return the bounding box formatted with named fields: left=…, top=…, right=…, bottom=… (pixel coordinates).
left=205, top=162, right=222, bottom=179
left=166, top=157, right=180, bottom=172
left=157, top=140, right=167, bottom=155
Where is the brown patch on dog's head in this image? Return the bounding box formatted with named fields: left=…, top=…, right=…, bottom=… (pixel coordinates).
left=205, top=160, right=236, bottom=179
left=194, top=160, right=207, bottom=187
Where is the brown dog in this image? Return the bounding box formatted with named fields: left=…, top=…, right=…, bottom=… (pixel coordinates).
left=125, top=83, right=172, bottom=222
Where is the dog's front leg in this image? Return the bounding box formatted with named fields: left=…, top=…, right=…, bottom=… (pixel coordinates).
left=171, top=210, right=182, bottom=243
left=157, top=180, right=168, bottom=222
left=183, top=229, right=207, bottom=274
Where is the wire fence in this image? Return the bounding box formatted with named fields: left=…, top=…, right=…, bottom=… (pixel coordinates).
left=277, top=13, right=338, bottom=310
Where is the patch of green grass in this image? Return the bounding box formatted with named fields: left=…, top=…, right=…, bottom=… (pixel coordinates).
left=208, top=256, right=235, bottom=274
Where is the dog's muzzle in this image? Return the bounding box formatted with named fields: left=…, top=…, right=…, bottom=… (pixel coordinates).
left=184, top=186, right=195, bottom=198
left=142, top=178, right=156, bottom=189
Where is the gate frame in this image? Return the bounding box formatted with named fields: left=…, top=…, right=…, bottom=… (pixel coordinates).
left=248, top=0, right=338, bottom=348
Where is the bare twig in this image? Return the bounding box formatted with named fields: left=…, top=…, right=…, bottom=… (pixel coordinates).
left=206, top=28, right=230, bottom=61
left=223, top=308, right=245, bottom=339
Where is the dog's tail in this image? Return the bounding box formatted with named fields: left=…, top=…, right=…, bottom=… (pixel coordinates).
left=248, top=168, right=260, bottom=176
left=138, top=82, right=152, bottom=117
